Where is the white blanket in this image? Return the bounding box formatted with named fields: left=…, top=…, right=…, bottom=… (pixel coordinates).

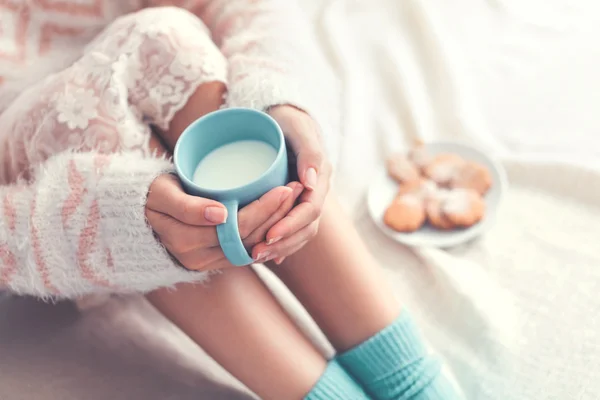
left=4, top=1, right=600, bottom=399
left=311, top=0, right=600, bottom=399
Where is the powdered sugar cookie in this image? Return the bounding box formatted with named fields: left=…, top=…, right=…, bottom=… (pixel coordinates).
left=450, top=161, right=492, bottom=195
left=408, top=146, right=433, bottom=170
left=423, top=154, right=465, bottom=186
left=369, top=141, right=506, bottom=247
left=383, top=194, right=426, bottom=232
left=386, top=153, right=420, bottom=184
left=441, top=188, right=485, bottom=228
left=398, top=178, right=438, bottom=202
left=425, top=196, right=455, bottom=230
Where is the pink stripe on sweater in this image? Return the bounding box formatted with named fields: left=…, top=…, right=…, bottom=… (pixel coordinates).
left=32, top=0, right=103, bottom=17
left=62, top=159, right=88, bottom=228
left=2, top=189, right=21, bottom=285
left=77, top=200, right=113, bottom=288
left=0, top=2, right=30, bottom=63
left=39, top=24, right=85, bottom=55
left=3, top=193, right=16, bottom=231
left=0, top=244, right=17, bottom=285
left=30, top=197, right=60, bottom=294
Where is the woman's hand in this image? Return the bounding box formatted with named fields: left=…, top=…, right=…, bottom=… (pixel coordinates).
left=145, top=173, right=304, bottom=271
left=253, top=105, right=332, bottom=264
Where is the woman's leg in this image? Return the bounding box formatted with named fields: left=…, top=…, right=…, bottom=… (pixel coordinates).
left=147, top=269, right=327, bottom=400
left=267, top=196, right=402, bottom=351
left=264, top=198, right=461, bottom=399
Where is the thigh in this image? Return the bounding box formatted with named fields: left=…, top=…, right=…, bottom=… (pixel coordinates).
left=147, top=267, right=326, bottom=400
left=268, top=195, right=401, bottom=351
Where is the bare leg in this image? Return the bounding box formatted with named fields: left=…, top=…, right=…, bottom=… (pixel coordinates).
left=268, top=196, right=402, bottom=352
left=147, top=269, right=327, bottom=400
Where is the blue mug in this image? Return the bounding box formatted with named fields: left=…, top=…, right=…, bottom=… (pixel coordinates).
left=173, top=108, right=288, bottom=266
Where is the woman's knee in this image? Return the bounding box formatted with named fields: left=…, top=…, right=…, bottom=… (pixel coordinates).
left=96, top=6, right=228, bottom=82
left=113, top=7, right=228, bottom=129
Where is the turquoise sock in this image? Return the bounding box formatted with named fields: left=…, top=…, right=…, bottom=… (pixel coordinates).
left=304, top=359, right=371, bottom=400
left=337, top=312, right=462, bottom=400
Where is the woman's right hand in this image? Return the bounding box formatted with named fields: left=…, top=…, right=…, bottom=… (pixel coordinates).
left=145, top=174, right=303, bottom=271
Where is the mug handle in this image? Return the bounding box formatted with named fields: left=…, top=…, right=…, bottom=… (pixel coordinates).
left=217, top=200, right=254, bottom=266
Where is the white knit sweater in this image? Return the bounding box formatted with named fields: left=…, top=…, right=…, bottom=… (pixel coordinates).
left=0, top=0, right=335, bottom=298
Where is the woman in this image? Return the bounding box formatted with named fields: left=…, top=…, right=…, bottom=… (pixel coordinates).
left=0, top=1, right=460, bottom=399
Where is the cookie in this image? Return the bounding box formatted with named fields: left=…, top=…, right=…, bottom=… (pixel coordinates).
left=440, top=188, right=485, bottom=228
left=383, top=194, right=426, bottom=232
left=408, top=146, right=433, bottom=170
left=386, top=153, right=420, bottom=184
left=425, top=196, right=455, bottom=230
left=398, top=178, right=438, bottom=201
left=423, top=154, right=465, bottom=186
left=449, top=161, right=492, bottom=195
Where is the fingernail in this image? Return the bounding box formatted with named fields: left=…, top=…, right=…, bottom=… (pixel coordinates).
left=293, top=183, right=304, bottom=197
left=274, top=257, right=286, bottom=265
left=305, top=168, right=317, bottom=190
left=205, top=206, right=227, bottom=223
left=267, top=236, right=282, bottom=245
left=279, top=187, right=293, bottom=204
left=255, top=251, right=272, bottom=262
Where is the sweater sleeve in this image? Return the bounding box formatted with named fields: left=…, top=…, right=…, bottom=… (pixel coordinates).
left=200, top=1, right=332, bottom=109
left=0, top=151, right=204, bottom=299
left=148, top=0, right=340, bottom=150
left=199, top=0, right=340, bottom=157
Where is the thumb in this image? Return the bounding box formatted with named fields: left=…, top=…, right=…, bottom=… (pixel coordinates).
left=292, top=134, right=323, bottom=191
left=146, top=174, right=227, bottom=226
left=271, top=106, right=324, bottom=191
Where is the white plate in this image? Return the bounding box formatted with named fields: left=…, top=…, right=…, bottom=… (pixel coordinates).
left=367, top=141, right=508, bottom=248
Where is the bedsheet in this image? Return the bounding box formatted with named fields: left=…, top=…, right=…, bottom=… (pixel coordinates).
left=319, top=1, right=600, bottom=399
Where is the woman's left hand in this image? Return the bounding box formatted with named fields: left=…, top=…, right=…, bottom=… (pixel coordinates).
left=251, top=105, right=332, bottom=264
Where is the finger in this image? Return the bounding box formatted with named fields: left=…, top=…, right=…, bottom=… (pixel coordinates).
left=175, top=246, right=232, bottom=271
left=262, top=202, right=316, bottom=246
left=148, top=209, right=247, bottom=271
left=147, top=174, right=228, bottom=226
left=244, top=182, right=304, bottom=247
left=237, top=186, right=293, bottom=240
left=298, top=160, right=331, bottom=211
left=268, top=241, right=305, bottom=266
left=148, top=185, right=294, bottom=256
left=276, top=112, right=324, bottom=191
left=146, top=209, right=220, bottom=252
left=251, top=221, right=319, bottom=262
left=291, top=133, right=323, bottom=191
left=265, top=162, right=331, bottom=243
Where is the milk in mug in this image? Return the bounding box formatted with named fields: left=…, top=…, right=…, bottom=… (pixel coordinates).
left=193, top=140, right=278, bottom=190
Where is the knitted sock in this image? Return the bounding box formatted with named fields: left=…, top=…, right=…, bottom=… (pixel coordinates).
left=304, top=359, right=371, bottom=400
left=337, top=312, right=461, bottom=400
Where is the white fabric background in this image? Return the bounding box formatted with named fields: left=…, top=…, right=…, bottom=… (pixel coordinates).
left=2, top=1, right=600, bottom=399
left=305, top=1, right=600, bottom=399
